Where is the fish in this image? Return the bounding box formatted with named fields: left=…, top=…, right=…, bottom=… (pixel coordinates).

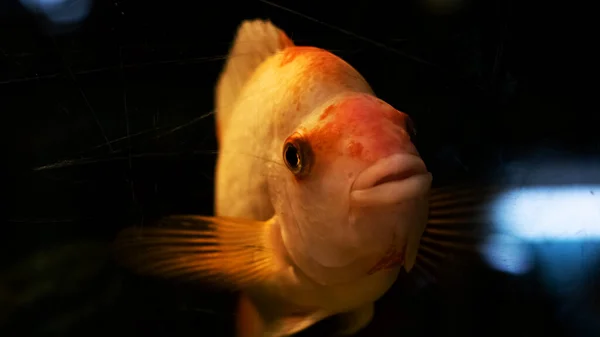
left=114, top=19, right=487, bottom=337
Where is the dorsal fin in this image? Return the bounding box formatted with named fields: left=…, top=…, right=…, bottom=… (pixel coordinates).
left=215, top=19, right=295, bottom=141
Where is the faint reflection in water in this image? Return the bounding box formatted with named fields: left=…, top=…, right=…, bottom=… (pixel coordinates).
left=481, top=233, right=533, bottom=275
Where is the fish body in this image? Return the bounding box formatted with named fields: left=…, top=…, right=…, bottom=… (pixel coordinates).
left=213, top=20, right=431, bottom=336
left=116, top=19, right=433, bottom=337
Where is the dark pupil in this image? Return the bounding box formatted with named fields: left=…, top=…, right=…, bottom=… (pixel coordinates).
left=285, top=144, right=300, bottom=169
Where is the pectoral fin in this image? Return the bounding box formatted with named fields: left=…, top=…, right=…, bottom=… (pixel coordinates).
left=413, top=183, right=498, bottom=282
left=114, top=215, right=279, bottom=288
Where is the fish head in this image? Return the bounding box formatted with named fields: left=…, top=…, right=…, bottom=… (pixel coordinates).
left=275, top=92, right=432, bottom=285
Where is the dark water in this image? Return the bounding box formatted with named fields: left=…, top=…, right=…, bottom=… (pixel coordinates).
left=2, top=0, right=599, bottom=336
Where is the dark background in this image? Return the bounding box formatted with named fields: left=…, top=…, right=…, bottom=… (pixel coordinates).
left=1, top=0, right=598, bottom=336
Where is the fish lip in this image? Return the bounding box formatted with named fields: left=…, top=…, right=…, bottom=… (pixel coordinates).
left=350, top=154, right=432, bottom=207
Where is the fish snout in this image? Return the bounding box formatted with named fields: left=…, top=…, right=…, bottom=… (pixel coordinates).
left=349, top=154, right=432, bottom=207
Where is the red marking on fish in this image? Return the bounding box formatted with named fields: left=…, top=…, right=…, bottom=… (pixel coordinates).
left=367, top=244, right=406, bottom=275
left=307, top=120, right=341, bottom=157
left=347, top=140, right=363, bottom=158
left=307, top=94, right=414, bottom=164
left=277, top=47, right=369, bottom=91
left=319, top=104, right=335, bottom=121
left=278, top=31, right=295, bottom=49
left=279, top=46, right=321, bottom=67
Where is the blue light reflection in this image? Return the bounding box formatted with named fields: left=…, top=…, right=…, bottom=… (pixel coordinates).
left=20, top=0, right=93, bottom=25
left=491, top=186, right=600, bottom=242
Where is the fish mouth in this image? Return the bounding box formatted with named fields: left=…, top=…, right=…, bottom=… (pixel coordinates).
left=350, top=154, right=432, bottom=207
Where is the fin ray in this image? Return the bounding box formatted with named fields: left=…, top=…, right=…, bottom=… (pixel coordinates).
left=114, top=215, right=278, bottom=288
left=411, top=184, right=498, bottom=285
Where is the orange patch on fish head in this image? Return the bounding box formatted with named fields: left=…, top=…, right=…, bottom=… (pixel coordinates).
left=347, top=140, right=363, bottom=158
left=281, top=92, right=419, bottom=198
left=307, top=93, right=418, bottom=168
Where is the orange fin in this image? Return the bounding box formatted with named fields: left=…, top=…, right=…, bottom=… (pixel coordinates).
left=114, top=215, right=278, bottom=288
left=215, top=19, right=295, bottom=142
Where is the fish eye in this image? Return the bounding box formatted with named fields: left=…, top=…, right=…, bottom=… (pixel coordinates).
left=284, top=143, right=301, bottom=172
left=282, top=134, right=312, bottom=177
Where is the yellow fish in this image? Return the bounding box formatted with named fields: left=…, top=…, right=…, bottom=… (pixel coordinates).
left=116, top=19, right=436, bottom=337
